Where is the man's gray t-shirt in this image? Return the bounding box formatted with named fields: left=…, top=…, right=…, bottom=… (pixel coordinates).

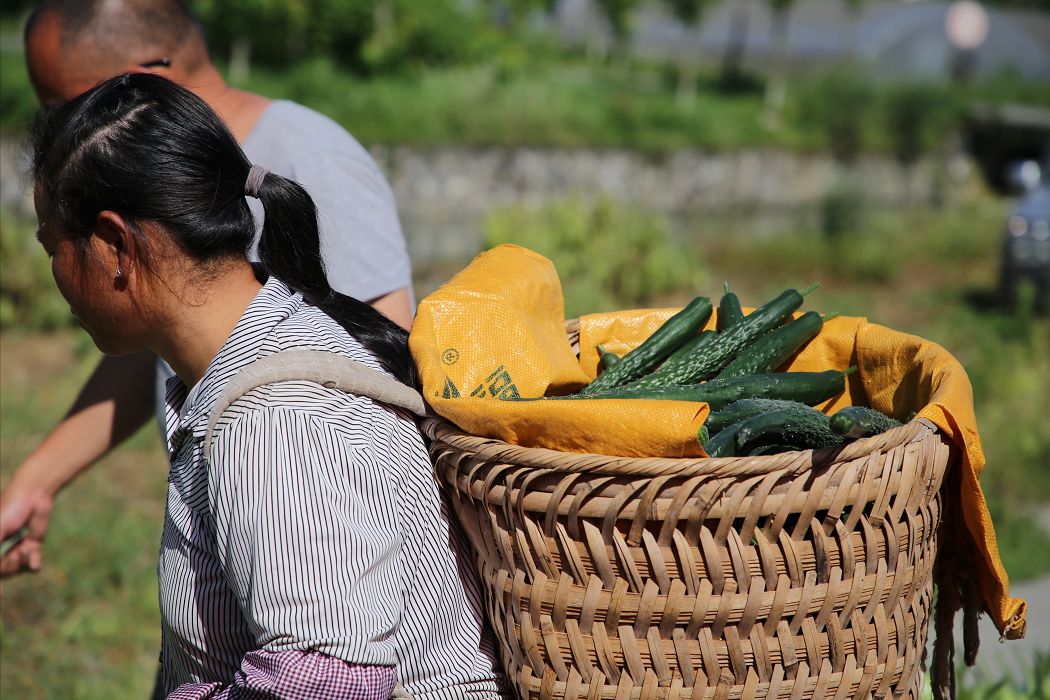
left=242, top=100, right=411, bottom=302
left=155, top=100, right=412, bottom=429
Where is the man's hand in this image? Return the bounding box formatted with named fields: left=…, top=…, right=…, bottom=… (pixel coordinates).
left=1, top=482, right=54, bottom=577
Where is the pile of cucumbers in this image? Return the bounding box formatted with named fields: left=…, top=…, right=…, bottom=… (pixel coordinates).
left=570, top=283, right=904, bottom=457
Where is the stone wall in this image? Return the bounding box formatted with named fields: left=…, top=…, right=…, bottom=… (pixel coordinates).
left=2, top=138, right=958, bottom=277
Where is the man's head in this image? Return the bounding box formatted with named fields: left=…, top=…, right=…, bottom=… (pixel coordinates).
left=25, top=0, right=210, bottom=105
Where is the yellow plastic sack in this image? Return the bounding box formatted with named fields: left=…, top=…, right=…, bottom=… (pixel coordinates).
left=409, top=243, right=1026, bottom=639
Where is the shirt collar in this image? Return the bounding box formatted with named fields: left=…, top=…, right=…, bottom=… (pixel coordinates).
left=168, top=277, right=303, bottom=443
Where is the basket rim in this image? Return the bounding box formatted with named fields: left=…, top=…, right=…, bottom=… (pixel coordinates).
left=420, top=415, right=941, bottom=479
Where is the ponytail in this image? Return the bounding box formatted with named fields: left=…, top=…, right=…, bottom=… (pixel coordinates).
left=251, top=171, right=418, bottom=389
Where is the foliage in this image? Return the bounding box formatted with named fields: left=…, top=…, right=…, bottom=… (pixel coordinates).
left=794, top=68, right=876, bottom=164
left=0, top=212, right=73, bottom=331
left=483, top=196, right=705, bottom=318
left=883, top=83, right=966, bottom=166
left=593, top=0, right=642, bottom=45
left=188, top=0, right=480, bottom=74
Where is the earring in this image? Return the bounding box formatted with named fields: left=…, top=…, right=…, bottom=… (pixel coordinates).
left=116, top=266, right=124, bottom=279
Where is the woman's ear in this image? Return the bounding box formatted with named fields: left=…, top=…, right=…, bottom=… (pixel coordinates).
left=94, top=210, right=138, bottom=282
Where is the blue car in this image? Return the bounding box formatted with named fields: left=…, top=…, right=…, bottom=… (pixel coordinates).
left=1000, top=182, right=1050, bottom=313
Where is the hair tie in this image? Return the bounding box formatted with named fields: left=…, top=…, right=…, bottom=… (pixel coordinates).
left=244, top=164, right=269, bottom=198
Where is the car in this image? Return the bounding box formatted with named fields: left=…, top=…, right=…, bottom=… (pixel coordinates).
left=999, top=163, right=1050, bottom=314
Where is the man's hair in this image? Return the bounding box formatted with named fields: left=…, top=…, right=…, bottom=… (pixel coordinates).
left=26, top=0, right=207, bottom=67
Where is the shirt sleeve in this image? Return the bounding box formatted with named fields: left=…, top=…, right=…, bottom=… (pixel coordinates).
left=290, top=151, right=413, bottom=304
left=166, top=650, right=397, bottom=700
left=206, top=404, right=404, bottom=666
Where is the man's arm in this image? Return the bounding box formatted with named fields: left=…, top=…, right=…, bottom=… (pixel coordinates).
left=0, top=352, right=156, bottom=577
left=368, top=287, right=413, bottom=330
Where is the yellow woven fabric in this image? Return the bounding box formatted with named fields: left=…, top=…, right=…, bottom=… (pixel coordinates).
left=409, top=244, right=1026, bottom=639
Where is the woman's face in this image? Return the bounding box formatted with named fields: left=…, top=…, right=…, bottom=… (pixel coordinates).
left=34, top=192, right=144, bottom=355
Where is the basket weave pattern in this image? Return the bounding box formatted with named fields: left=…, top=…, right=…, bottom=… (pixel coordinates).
left=423, top=414, right=952, bottom=700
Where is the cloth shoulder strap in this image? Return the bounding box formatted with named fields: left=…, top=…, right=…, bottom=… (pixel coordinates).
left=204, top=349, right=426, bottom=454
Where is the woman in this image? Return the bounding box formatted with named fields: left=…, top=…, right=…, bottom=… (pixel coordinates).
left=30, top=73, right=506, bottom=699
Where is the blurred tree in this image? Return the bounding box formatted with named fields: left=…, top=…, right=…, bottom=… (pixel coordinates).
left=361, top=0, right=481, bottom=74
left=191, top=0, right=374, bottom=73
left=762, top=0, right=797, bottom=124
left=662, top=0, right=715, bottom=105
left=480, top=0, right=556, bottom=28
left=719, top=0, right=753, bottom=90
left=842, top=0, right=862, bottom=60
left=593, top=0, right=642, bottom=62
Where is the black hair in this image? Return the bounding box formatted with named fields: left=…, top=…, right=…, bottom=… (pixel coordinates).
left=30, top=73, right=417, bottom=388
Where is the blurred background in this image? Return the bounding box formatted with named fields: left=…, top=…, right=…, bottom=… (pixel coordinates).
left=1, top=0, right=1048, bottom=697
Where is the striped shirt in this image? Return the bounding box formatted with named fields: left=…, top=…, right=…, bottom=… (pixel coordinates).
left=158, top=277, right=506, bottom=698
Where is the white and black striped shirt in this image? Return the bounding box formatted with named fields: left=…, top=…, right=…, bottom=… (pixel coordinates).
left=157, top=277, right=505, bottom=698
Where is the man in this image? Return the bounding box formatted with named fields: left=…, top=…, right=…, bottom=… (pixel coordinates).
left=1, top=0, right=415, bottom=579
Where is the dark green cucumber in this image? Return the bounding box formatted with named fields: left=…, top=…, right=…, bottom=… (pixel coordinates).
left=663, top=330, right=716, bottom=366
left=580, top=296, right=712, bottom=395
left=566, top=369, right=853, bottom=411
left=597, top=345, right=621, bottom=372
left=716, top=311, right=825, bottom=379
left=829, top=406, right=902, bottom=439
left=734, top=406, right=844, bottom=454
left=698, top=422, right=710, bottom=449
left=621, top=284, right=817, bottom=389
left=706, top=422, right=742, bottom=457
left=717, top=282, right=745, bottom=332
left=706, top=398, right=812, bottom=435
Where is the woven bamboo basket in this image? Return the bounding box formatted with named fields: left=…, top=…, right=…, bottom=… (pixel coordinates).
left=422, top=322, right=960, bottom=700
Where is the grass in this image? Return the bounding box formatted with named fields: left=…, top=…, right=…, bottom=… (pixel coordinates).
left=0, top=332, right=166, bottom=699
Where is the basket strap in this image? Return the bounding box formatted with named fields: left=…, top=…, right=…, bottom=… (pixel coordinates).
left=204, top=349, right=426, bottom=455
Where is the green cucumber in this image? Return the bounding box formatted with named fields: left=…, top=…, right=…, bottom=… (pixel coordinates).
left=597, top=345, right=621, bottom=373
left=663, top=329, right=716, bottom=366
left=716, top=311, right=825, bottom=379
left=698, top=422, right=710, bottom=449
left=566, top=369, right=853, bottom=411
left=706, top=422, right=743, bottom=457
left=622, top=284, right=818, bottom=389
left=717, top=282, right=745, bottom=332
left=580, top=296, right=712, bottom=395
left=706, top=398, right=812, bottom=435
left=829, top=406, right=902, bottom=439
left=734, top=406, right=844, bottom=454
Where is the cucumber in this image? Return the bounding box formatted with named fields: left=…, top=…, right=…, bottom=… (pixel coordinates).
left=698, top=422, right=710, bottom=449
left=717, top=282, right=745, bottom=332
left=597, top=345, right=621, bottom=373
left=716, top=311, right=825, bottom=379
left=706, top=422, right=742, bottom=457
left=706, top=398, right=812, bottom=435
left=622, top=284, right=817, bottom=389
left=734, top=406, right=844, bottom=454
left=829, top=406, right=902, bottom=439
left=663, top=329, right=716, bottom=366
left=579, top=296, right=712, bottom=395
left=565, top=369, right=853, bottom=411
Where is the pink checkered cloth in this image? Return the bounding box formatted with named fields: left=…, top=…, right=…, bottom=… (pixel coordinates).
left=166, top=650, right=396, bottom=699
